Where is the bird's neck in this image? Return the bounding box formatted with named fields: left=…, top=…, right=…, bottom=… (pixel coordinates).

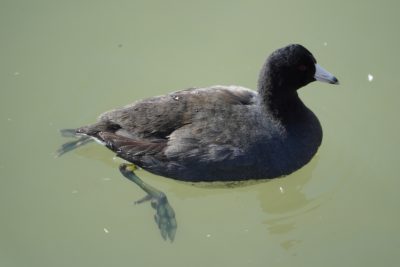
left=258, top=68, right=304, bottom=122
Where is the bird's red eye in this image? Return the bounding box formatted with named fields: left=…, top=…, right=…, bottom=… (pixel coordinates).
left=298, top=65, right=307, bottom=71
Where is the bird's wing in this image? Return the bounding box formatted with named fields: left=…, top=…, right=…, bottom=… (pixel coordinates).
left=94, top=86, right=257, bottom=140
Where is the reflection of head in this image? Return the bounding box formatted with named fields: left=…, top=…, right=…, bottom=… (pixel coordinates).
left=258, top=154, right=320, bottom=238
left=258, top=154, right=319, bottom=214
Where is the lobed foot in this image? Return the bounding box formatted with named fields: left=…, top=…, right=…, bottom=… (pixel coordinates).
left=119, top=163, right=177, bottom=242
left=56, top=129, right=93, bottom=157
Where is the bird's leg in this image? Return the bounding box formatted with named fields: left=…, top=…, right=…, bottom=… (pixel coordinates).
left=56, top=129, right=93, bottom=157
left=119, top=163, right=177, bottom=242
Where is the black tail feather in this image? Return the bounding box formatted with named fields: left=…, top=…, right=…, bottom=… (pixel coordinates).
left=60, top=128, right=78, bottom=138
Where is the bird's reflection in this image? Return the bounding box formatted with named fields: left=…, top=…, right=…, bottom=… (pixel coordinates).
left=257, top=155, right=321, bottom=250
left=73, top=143, right=327, bottom=246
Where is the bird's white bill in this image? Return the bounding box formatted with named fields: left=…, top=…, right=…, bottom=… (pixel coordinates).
left=314, top=63, right=339, bottom=84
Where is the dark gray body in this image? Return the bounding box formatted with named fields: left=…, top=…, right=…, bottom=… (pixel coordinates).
left=80, top=85, right=322, bottom=182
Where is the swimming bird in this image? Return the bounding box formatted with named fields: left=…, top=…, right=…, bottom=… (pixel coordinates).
left=58, top=44, right=339, bottom=241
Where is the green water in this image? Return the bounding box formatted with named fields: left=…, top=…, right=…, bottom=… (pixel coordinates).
left=1, top=0, right=399, bottom=266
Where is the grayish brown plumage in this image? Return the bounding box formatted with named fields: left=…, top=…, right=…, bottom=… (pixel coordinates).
left=73, top=44, right=339, bottom=182
left=58, top=44, right=339, bottom=241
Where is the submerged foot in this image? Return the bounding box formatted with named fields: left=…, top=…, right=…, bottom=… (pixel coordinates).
left=56, top=136, right=93, bottom=157
left=119, top=163, right=177, bottom=242
left=56, top=129, right=94, bottom=157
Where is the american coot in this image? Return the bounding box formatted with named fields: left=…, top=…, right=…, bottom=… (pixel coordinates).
left=58, top=44, right=338, bottom=241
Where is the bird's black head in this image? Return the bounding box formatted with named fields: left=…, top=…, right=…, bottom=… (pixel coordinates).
left=258, top=44, right=339, bottom=94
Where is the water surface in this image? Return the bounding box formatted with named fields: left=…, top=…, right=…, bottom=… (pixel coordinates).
left=1, top=1, right=400, bottom=266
